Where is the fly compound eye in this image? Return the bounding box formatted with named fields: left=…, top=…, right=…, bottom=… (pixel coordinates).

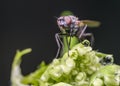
left=58, top=18, right=64, bottom=23
left=59, top=19, right=65, bottom=25
left=57, top=18, right=66, bottom=26
left=57, top=17, right=70, bottom=28
left=64, top=16, right=71, bottom=25
left=69, top=16, right=78, bottom=23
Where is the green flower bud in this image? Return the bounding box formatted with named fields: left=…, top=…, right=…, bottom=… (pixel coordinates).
left=52, top=82, right=72, bottom=86
left=92, top=78, right=104, bottom=86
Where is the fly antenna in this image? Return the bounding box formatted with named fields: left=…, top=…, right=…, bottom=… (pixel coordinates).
left=54, top=16, right=58, bottom=19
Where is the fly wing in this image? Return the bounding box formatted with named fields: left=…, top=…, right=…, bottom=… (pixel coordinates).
left=81, top=20, right=101, bottom=28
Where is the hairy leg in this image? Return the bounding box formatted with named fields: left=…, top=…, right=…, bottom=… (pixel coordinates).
left=55, top=33, right=64, bottom=58
left=78, top=24, right=87, bottom=39
left=55, top=33, right=71, bottom=58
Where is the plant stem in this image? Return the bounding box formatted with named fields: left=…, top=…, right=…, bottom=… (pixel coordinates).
left=61, top=36, right=79, bottom=56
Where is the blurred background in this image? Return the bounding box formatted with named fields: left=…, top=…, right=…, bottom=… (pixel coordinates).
left=1, top=0, right=120, bottom=85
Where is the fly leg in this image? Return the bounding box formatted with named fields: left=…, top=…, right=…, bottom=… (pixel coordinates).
left=55, top=33, right=64, bottom=58
left=78, top=24, right=87, bottom=39
left=55, top=33, right=70, bottom=58
left=77, top=24, right=94, bottom=46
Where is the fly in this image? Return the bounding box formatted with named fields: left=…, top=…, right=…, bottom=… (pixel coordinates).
left=55, top=15, right=100, bottom=58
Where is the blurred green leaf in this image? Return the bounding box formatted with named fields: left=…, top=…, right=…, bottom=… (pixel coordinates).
left=60, top=10, right=73, bottom=16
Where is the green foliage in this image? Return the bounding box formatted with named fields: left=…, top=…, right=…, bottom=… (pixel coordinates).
left=11, top=48, right=32, bottom=86
left=60, top=10, right=73, bottom=16
left=10, top=40, right=120, bottom=86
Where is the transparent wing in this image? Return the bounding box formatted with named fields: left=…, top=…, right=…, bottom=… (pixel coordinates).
left=81, top=20, right=101, bottom=28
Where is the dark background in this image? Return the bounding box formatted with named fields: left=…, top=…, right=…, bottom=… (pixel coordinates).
left=1, top=0, right=120, bottom=86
